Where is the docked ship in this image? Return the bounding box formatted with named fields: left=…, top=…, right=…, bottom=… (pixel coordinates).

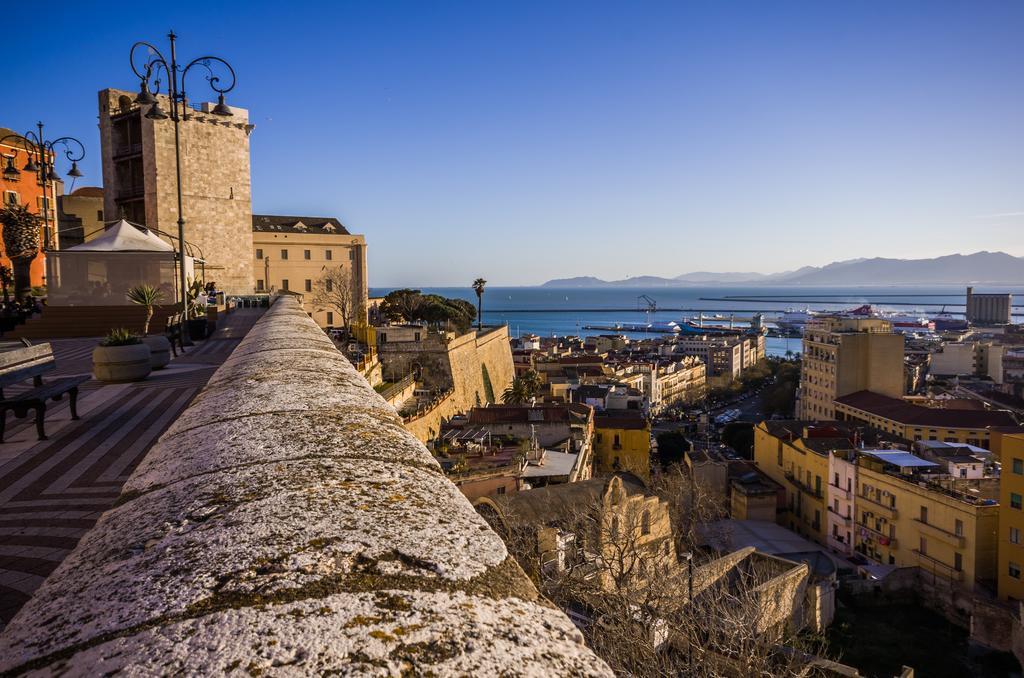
left=930, top=310, right=969, bottom=332
left=775, top=308, right=817, bottom=332
left=844, top=305, right=934, bottom=332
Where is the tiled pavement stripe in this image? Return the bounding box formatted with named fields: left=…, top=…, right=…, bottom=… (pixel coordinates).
left=0, top=511, right=99, bottom=520
left=46, top=387, right=187, bottom=493
left=0, top=389, right=151, bottom=504
left=0, top=557, right=58, bottom=578
left=129, top=368, right=216, bottom=389
left=38, top=488, right=120, bottom=497
left=0, top=519, right=96, bottom=530
left=96, top=388, right=196, bottom=483
left=0, top=545, right=67, bottom=561
left=0, top=497, right=116, bottom=508
left=0, top=570, right=46, bottom=595
left=0, top=384, right=130, bottom=478
left=0, top=534, right=82, bottom=550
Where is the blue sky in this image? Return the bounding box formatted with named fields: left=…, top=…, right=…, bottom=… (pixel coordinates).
left=7, top=1, right=1023, bottom=286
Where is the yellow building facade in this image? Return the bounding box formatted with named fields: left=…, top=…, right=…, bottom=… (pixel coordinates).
left=594, top=414, right=651, bottom=480
left=753, top=421, right=829, bottom=545
left=994, top=431, right=1024, bottom=601
left=798, top=316, right=904, bottom=421
left=854, top=457, right=998, bottom=589
left=252, top=215, right=368, bottom=328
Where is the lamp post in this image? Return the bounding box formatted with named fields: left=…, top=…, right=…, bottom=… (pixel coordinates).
left=128, top=30, right=235, bottom=327
left=1, top=123, right=85, bottom=252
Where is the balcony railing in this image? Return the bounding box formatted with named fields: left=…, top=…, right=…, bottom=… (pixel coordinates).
left=912, top=519, right=966, bottom=548
left=827, top=506, right=852, bottom=526
left=859, top=493, right=898, bottom=519
left=856, top=520, right=898, bottom=548
left=784, top=471, right=823, bottom=499
left=914, top=549, right=964, bottom=581
left=828, top=482, right=852, bottom=500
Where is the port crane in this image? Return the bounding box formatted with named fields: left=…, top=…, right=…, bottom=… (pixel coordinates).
left=637, top=295, right=657, bottom=324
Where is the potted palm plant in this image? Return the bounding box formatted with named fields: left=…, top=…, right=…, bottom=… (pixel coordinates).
left=93, top=328, right=152, bottom=382
left=126, top=284, right=171, bottom=369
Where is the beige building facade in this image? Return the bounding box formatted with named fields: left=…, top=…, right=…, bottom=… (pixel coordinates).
left=797, top=315, right=904, bottom=420
left=252, top=215, right=368, bottom=327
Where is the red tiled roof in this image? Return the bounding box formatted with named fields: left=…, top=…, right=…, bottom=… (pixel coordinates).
left=835, top=391, right=1017, bottom=429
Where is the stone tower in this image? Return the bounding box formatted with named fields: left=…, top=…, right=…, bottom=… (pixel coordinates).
left=98, top=88, right=255, bottom=294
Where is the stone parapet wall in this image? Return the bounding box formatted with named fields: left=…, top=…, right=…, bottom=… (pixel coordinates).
left=0, top=298, right=611, bottom=676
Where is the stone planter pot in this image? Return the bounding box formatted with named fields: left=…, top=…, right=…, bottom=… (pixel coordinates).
left=93, top=344, right=152, bottom=383
left=142, top=335, right=172, bottom=369
left=188, top=318, right=208, bottom=341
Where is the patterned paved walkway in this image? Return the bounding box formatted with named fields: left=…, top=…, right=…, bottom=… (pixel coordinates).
left=0, top=309, right=264, bottom=627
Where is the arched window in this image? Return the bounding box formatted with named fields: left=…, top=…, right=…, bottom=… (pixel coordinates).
left=610, top=515, right=620, bottom=540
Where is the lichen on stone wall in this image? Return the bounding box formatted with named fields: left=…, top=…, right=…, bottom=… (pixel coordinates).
left=0, top=298, right=612, bottom=677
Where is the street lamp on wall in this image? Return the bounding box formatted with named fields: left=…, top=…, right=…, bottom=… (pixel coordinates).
left=128, top=30, right=237, bottom=326
left=0, top=123, right=87, bottom=251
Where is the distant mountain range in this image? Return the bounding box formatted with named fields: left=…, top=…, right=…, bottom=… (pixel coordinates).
left=540, top=252, right=1024, bottom=287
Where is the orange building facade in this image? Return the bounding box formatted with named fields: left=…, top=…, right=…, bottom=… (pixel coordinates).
left=1, top=128, right=59, bottom=288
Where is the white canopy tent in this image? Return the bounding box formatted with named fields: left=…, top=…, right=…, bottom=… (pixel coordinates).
left=46, top=220, right=194, bottom=306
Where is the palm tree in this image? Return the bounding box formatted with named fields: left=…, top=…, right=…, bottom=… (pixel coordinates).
left=502, top=376, right=531, bottom=405
left=472, top=277, right=487, bottom=331
left=0, top=205, right=41, bottom=300
left=126, top=284, right=165, bottom=335
left=521, top=369, right=542, bottom=398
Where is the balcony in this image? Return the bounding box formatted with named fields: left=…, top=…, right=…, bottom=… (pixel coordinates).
left=913, top=549, right=964, bottom=581
left=859, top=493, right=898, bottom=519
left=856, top=521, right=897, bottom=549
left=828, top=482, right=852, bottom=501
left=827, top=506, right=853, bottom=526
left=913, top=519, right=966, bottom=548
left=784, top=471, right=823, bottom=499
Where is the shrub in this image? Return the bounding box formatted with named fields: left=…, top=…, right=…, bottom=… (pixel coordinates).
left=101, top=327, right=142, bottom=347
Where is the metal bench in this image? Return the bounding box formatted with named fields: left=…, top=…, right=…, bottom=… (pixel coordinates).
left=0, top=343, right=90, bottom=442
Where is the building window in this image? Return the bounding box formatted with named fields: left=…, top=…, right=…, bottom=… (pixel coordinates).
left=349, top=249, right=355, bottom=261
left=641, top=510, right=651, bottom=536
left=1014, top=459, right=1024, bottom=475
left=325, top=249, right=333, bottom=260
left=326, top=311, right=333, bottom=325
left=1013, top=493, right=1023, bottom=510
left=955, top=519, right=963, bottom=537
left=920, top=506, right=928, bottom=524
left=304, top=249, right=311, bottom=260
left=3, top=191, right=18, bottom=206
left=1012, top=527, right=1021, bottom=545
left=256, top=279, right=264, bottom=291
left=954, top=552, right=962, bottom=572
left=281, top=249, right=288, bottom=260
left=255, top=248, right=263, bottom=259
left=496, top=486, right=506, bottom=495
left=281, top=279, right=289, bottom=291
left=1010, top=562, right=1021, bottom=579
left=326, top=279, right=333, bottom=292
left=305, top=279, right=312, bottom=293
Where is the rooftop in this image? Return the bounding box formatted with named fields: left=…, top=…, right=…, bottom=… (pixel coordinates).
left=836, top=390, right=1017, bottom=428
left=252, top=214, right=350, bottom=235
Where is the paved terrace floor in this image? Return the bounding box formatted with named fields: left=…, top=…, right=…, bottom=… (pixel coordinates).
left=0, top=308, right=265, bottom=628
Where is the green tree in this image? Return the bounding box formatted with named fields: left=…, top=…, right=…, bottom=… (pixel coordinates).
left=472, top=277, right=487, bottom=331
left=654, top=431, right=691, bottom=468
left=502, top=376, right=533, bottom=405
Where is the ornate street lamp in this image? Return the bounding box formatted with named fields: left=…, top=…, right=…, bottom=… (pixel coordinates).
left=129, top=30, right=236, bottom=326
left=0, top=123, right=86, bottom=251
